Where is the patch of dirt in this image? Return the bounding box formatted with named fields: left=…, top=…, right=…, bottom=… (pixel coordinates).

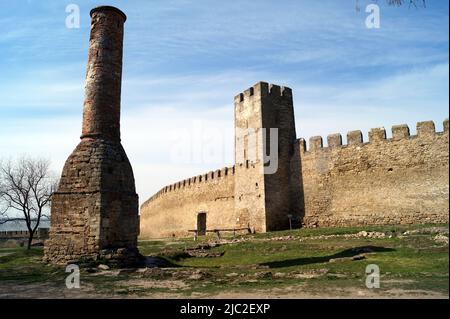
left=257, top=231, right=390, bottom=243
left=120, top=279, right=189, bottom=290
left=204, top=286, right=448, bottom=299
left=383, top=279, right=416, bottom=284
left=172, top=269, right=212, bottom=280
left=0, top=281, right=111, bottom=299
left=433, top=234, right=449, bottom=245
left=289, top=269, right=329, bottom=279
left=184, top=243, right=224, bottom=258
left=1, top=276, right=447, bottom=299
left=329, top=254, right=366, bottom=263
left=137, top=267, right=173, bottom=279
left=402, top=227, right=449, bottom=236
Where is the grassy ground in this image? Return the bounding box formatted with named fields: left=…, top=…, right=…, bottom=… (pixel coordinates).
left=0, top=223, right=448, bottom=298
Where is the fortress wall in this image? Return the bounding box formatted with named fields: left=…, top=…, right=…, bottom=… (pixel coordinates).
left=139, top=166, right=236, bottom=238
left=294, top=120, right=449, bottom=227
left=0, top=228, right=49, bottom=240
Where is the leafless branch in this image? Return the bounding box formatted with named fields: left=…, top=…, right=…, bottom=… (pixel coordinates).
left=0, top=156, right=56, bottom=249
left=357, top=0, right=426, bottom=10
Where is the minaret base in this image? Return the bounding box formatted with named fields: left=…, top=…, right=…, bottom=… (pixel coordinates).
left=44, top=138, right=141, bottom=267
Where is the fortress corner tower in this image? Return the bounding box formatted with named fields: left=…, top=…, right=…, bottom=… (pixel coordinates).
left=44, top=6, right=140, bottom=266
left=234, top=82, right=300, bottom=232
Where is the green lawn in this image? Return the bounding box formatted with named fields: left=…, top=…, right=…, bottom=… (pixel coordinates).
left=0, top=223, right=448, bottom=298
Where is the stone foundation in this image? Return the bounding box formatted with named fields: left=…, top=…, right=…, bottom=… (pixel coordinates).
left=44, top=139, right=141, bottom=266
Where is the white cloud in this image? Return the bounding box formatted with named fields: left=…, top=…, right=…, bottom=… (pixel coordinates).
left=294, top=63, right=449, bottom=146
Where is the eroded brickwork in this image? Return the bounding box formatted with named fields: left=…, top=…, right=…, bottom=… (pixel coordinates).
left=44, top=6, right=140, bottom=265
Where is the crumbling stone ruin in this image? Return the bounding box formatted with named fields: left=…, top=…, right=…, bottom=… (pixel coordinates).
left=140, top=81, right=449, bottom=238
left=44, top=6, right=140, bottom=265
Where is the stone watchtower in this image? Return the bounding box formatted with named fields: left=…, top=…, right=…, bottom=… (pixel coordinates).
left=44, top=6, right=140, bottom=266
left=234, top=82, right=300, bottom=232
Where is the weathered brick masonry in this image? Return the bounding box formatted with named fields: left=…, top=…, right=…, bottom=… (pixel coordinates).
left=44, top=6, right=140, bottom=265
left=140, top=81, right=449, bottom=239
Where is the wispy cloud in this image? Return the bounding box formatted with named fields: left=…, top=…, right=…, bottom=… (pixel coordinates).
left=295, top=63, right=449, bottom=145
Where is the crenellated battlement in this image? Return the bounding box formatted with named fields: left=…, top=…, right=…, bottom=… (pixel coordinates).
left=298, top=119, right=449, bottom=153
left=234, top=81, right=292, bottom=105
left=141, top=165, right=236, bottom=208
left=141, top=157, right=270, bottom=208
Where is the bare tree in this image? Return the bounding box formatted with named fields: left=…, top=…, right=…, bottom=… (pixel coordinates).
left=356, top=0, right=426, bottom=11
left=0, top=157, right=57, bottom=249
left=387, top=0, right=426, bottom=7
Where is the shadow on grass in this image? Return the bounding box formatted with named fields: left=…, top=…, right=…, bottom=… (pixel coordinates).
left=141, top=255, right=184, bottom=268
left=260, top=246, right=395, bottom=268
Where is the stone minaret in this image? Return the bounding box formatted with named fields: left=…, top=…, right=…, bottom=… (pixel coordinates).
left=44, top=6, right=140, bottom=266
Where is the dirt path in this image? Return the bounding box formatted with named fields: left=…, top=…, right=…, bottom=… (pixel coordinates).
left=206, top=287, right=448, bottom=299
left=0, top=282, right=447, bottom=299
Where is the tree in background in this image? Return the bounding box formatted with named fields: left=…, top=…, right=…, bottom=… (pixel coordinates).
left=0, top=157, right=57, bottom=249
left=387, top=0, right=426, bottom=7
left=356, top=0, right=426, bottom=11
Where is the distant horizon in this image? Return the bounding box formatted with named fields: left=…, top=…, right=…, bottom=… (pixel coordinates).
left=0, top=219, right=50, bottom=232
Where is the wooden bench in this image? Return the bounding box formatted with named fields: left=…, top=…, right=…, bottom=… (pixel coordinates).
left=188, top=227, right=251, bottom=241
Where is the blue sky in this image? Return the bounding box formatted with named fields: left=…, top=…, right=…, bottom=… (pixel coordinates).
left=0, top=0, right=448, bottom=203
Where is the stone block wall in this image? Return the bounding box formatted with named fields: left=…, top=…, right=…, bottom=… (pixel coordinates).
left=293, top=120, right=449, bottom=227
left=140, top=166, right=236, bottom=238
left=0, top=228, right=49, bottom=240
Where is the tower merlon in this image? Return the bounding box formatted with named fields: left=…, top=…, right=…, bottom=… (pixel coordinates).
left=298, top=138, right=307, bottom=152
left=416, top=120, right=435, bottom=136
left=309, top=136, right=323, bottom=151
left=368, top=127, right=387, bottom=142
left=392, top=124, right=410, bottom=140
left=234, top=81, right=293, bottom=105
left=443, top=118, right=449, bottom=133
left=347, top=130, right=363, bottom=145
left=269, top=83, right=281, bottom=96
left=327, top=133, right=343, bottom=148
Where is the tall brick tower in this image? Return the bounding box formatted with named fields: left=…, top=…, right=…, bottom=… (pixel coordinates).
left=44, top=6, right=140, bottom=266
left=234, top=82, right=299, bottom=232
